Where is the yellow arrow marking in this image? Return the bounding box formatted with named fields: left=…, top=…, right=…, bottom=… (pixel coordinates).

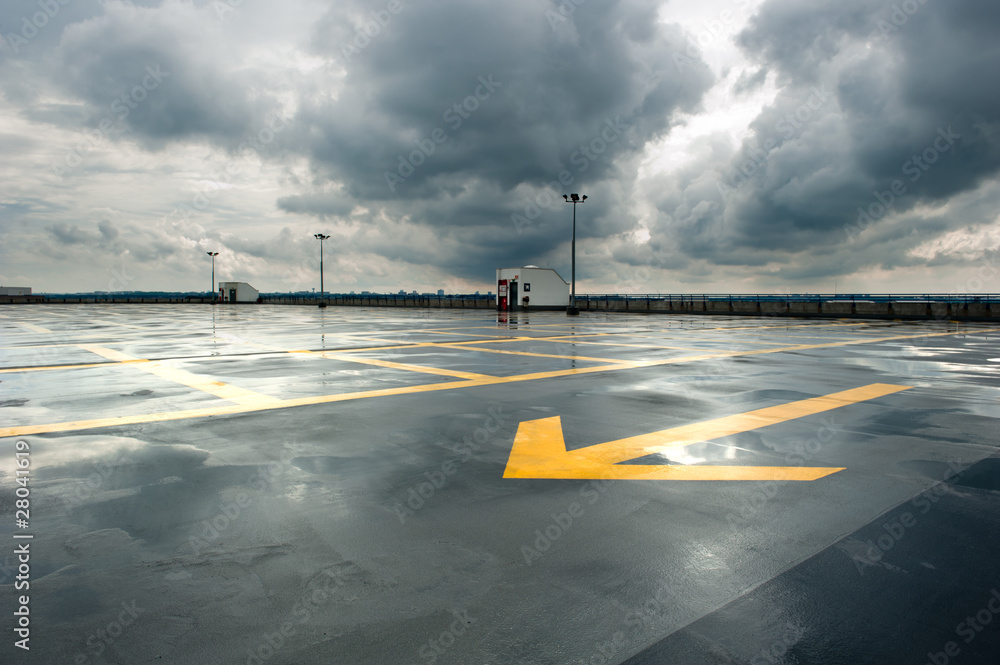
left=503, top=383, right=912, bottom=480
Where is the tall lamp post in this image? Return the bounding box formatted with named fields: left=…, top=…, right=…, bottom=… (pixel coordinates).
left=206, top=252, right=219, bottom=304
left=563, top=193, right=587, bottom=315
left=314, top=233, right=330, bottom=308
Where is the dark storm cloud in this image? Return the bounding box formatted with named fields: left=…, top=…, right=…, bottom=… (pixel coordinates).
left=294, top=0, right=712, bottom=201
left=650, top=0, right=1000, bottom=279
left=268, top=0, right=715, bottom=284
left=48, top=1, right=280, bottom=148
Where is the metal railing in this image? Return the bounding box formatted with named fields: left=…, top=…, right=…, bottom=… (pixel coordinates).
left=577, top=293, right=1000, bottom=304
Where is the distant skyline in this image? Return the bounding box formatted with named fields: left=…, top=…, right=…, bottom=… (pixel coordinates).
left=1, top=0, right=998, bottom=295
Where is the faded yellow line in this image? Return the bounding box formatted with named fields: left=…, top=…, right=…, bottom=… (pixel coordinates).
left=0, top=362, right=116, bottom=373
left=521, top=337, right=707, bottom=352
left=0, top=343, right=79, bottom=350
left=91, top=319, right=149, bottom=330
left=1, top=326, right=992, bottom=438
left=297, top=350, right=494, bottom=381
left=411, top=330, right=504, bottom=338
left=16, top=322, right=52, bottom=333
left=434, top=342, right=632, bottom=364
left=211, top=338, right=495, bottom=380
left=77, top=344, right=281, bottom=407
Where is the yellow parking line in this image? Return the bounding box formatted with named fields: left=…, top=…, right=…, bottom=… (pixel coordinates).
left=16, top=322, right=52, bottom=333
left=434, top=343, right=631, bottom=364
left=77, top=344, right=282, bottom=407
left=0, top=362, right=115, bottom=373
left=1, top=326, right=993, bottom=438
left=0, top=343, right=79, bottom=350
left=519, top=338, right=706, bottom=352
left=297, top=349, right=493, bottom=381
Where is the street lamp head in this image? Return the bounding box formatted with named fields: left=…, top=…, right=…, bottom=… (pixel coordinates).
left=571, top=193, right=580, bottom=201
left=314, top=233, right=330, bottom=240
left=581, top=195, right=587, bottom=201
left=563, top=195, right=569, bottom=201
left=207, top=252, right=218, bottom=257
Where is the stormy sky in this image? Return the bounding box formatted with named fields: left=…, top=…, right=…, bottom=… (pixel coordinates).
left=1, top=0, right=998, bottom=294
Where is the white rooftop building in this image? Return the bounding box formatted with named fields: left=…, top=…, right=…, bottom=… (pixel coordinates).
left=495, top=266, right=569, bottom=311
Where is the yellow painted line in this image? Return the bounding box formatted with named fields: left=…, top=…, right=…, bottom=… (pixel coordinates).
left=332, top=341, right=456, bottom=353
left=411, top=330, right=504, bottom=338
left=0, top=362, right=116, bottom=373
left=574, top=384, right=910, bottom=465
left=299, top=350, right=494, bottom=381
left=91, top=319, right=149, bottom=330
left=16, top=322, right=52, bottom=333
left=0, top=327, right=991, bottom=438
left=207, top=338, right=495, bottom=380
left=503, top=383, right=911, bottom=480
left=77, top=344, right=282, bottom=407
left=0, top=343, right=80, bottom=350
left=433, top=343, right=631, bottom=364
left=521, top=337, right=707, bottom=352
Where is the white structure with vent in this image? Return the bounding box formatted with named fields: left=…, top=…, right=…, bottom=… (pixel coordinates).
left=219, top=281, right=259, bottom=303
left=495, top=266, right=569, bottom=311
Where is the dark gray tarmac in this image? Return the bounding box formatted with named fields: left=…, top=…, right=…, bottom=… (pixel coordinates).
left=1, top=305, right=998, bottom=664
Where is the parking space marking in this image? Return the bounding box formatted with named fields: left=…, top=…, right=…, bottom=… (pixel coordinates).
left=77, top=344, right=283, bottom=407
left=15, top=322, right=52, bottom=333
left=432, top=343, right=632, bottom=364
left=295, top=349, right=494, bottom=381
left=0, top=325, right=992, bottom=438
left=0, top=362, right=116, bottom=373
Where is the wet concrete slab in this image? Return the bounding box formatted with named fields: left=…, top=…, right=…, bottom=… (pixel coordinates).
left=0, top=305, right=998, bottom=664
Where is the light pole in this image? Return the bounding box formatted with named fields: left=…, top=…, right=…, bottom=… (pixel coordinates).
left=314, top=234, right=330, bottom=308
left=206, top=252, right=219, bottom=304
left=563, top=193, right=587, bottom=315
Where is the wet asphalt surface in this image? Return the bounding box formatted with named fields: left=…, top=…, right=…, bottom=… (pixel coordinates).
left=1, top=305, right=998, bottom=665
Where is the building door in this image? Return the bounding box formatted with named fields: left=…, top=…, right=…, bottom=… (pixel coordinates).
left=229, top=288, right=237, bottom=303
left=509, top=281, right=518, bottom=311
